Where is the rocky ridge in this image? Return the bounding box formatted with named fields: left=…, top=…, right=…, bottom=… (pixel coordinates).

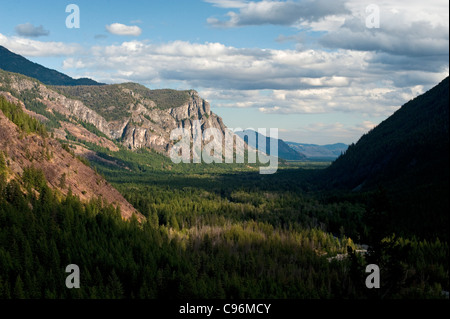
left=0, top=70, right=238, bottom=157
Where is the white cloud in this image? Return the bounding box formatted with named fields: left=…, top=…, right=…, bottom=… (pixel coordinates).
left=69, top=41, right=366, bottom=90
left=105, top=23, right=142, bottom=36
left=55, top=37, right=447, bottom=119
left=0, top=33, right=81, bottom=56
left=206, top=0, right=449, bottom=74
left=3, top=28, right=446, bottom=121
left=62, top=58, right=87, bottom=69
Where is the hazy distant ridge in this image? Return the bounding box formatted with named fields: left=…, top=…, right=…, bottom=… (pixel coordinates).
left=286, top=142, right=348, bottom=159
left=235, top=130, right=307, bottom=161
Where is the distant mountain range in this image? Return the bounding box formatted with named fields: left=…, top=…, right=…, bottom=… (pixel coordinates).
left=235, top=130, right=307, bottom=161
left=0, top=45, right=104, bottom=86
left=234, top=130, right=348, bottom=161
left=285, top=142, right=348, bottom=160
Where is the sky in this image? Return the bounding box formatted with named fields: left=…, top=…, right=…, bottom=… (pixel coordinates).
left=0, top=0, right=448, bottom=145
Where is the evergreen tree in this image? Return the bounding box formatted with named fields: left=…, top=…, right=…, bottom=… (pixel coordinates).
left=13, top=275, right=26, bottom=299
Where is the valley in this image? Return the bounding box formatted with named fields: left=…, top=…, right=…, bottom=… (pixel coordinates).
left=0, top=45, right=448, bottom=300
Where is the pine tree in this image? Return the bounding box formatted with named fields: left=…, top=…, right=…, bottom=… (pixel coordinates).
left=13, top=275, right=26, bottom=299
left=107, top=270, right=124, bottom=299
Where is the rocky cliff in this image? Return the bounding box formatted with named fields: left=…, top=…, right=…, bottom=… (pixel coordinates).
left=0, top=70, right=239, bottom=158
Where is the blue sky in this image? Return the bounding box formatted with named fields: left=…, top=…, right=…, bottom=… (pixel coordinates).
left=1, top=0, right=448, bottom=144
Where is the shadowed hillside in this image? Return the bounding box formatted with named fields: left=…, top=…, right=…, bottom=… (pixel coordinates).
left=322, top=77, right=449, bottom=240
left=0, top=45, right=103, bottom=86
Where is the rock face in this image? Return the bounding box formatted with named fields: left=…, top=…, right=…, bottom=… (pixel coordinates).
left=116, top=90, right=228, bottom=154
left=0, top=70, right=239, bottom=158
left=169, top=91, right=211, bottom=121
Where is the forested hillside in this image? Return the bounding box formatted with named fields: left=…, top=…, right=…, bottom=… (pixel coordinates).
left=325, top=77, right=449, bottom=190
left=321, top=77, right=449, bottom=241
left=1, top=92, right=447, bottom=299
left=0, top=95, right=140, bottom=219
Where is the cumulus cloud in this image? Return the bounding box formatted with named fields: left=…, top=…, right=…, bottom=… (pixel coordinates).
left=55, top=37, right=448, bottom=119
left=207, top=0, right=350, bottom=28
left=66, top=40, right=365, bottom=90
left=0, top=33, right=81, bottom=56
left=105, top=23, right=142, bottom=36
left=315, top=1, right=449, bottom=90
left=15, top=23, right=49, bottom=37
left=3, top=30, right=445, bottom=119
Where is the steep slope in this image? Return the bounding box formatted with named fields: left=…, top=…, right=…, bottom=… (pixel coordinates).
left=0, top=45, right=103, bottom=86
left=0, top=94, right=141, bottom=221
left=324, top=77, right=449, bottom=190
left=0, top=47, right=249, bottom=162
left=51, top=83, right=229, bottom=154
left=321, top=77, right=449, bottom=240
left=0, top=69, right=239, bottom=159
left=235, top=129, right=307, bottom=161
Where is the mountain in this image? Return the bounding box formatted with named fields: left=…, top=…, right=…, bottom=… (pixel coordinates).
left=235, top=129, right=307, bottom=161
left=0, top=68, right=240, bottom=161
left=0, top=46, right=257, bottom=163
left=324, top=77, right=449, bottom=190
left=0, top=45, right=103, bottom=86
left=51, top=83, right=235, bottom=154
left=286, top=142, right=348, bottom=160
left=0, top=92, right=141, bottom=220
left=321, top=77, right=449, bottom=239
